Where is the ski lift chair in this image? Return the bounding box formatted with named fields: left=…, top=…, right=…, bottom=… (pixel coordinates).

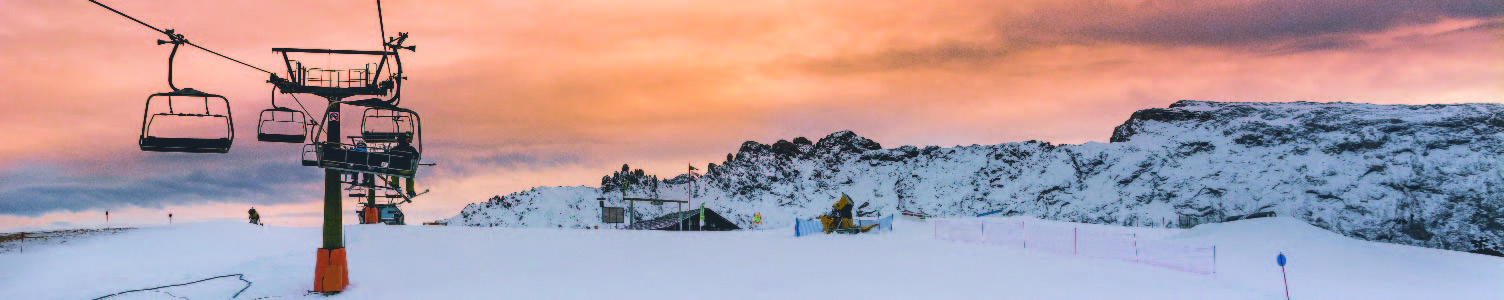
left=359, top=108, right=415, bottom=143
left=307, top=98, right=422, bottom=178
left=257, top=106, right=309, bottom=143
left=138, top=89, right=234, bottom=153
left=302, top=144, right=321, bottom=166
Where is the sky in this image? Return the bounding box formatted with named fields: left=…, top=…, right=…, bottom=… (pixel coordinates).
left=0, top=0, right=1500, bottom=232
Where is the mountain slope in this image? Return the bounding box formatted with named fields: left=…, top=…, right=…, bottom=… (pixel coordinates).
left=447, top=100, right=1504, bottom=252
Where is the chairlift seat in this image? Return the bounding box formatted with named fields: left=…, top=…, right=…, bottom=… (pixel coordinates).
left=259, top=133, right=306, bottom=143
left=140, top=137, right=232, bottom=153
left=360, top=132, right=406, bottom=143
left=304, top=98, right=422, bottom=176
left=314, top=143, right=418, bottom=178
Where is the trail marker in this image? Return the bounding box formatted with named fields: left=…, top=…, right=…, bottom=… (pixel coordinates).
left=1278, top=252, right=1290, bottom=300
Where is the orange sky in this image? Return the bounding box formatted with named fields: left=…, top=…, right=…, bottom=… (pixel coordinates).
left=0, top=0, right=1500, bottom=231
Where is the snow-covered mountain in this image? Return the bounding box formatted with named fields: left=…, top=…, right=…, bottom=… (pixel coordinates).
left=446, top=100, right=1504, bottom=253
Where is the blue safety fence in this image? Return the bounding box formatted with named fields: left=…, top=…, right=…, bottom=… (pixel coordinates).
left=976, top=209, right=1008, bottom=217
left=795, top=215, right=894, bottom=237
left=794, top=218, right=824, bottom=237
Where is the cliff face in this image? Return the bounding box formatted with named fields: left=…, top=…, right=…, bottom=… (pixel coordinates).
left=448, top=100, right=1504, bottom=252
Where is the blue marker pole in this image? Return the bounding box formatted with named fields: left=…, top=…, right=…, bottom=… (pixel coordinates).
left=1278, top=252, right=1290, bottom=300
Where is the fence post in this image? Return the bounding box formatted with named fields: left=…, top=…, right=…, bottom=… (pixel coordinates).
left=1213, top=246, right=1218, bottom=275
left=1133, top=233, right=1138, bottom=262
left=1020, top=222, right=1026, bottom=249
left=1073, top=227, right=1078, bottom=256
left=979, top=221, right=986, bottom=244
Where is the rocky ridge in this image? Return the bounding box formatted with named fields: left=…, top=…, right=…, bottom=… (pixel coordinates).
left=447, top=100, right=1504, bottom=252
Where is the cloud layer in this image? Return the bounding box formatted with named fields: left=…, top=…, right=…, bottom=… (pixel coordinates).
left=0, top=0, right=1499, bottom=227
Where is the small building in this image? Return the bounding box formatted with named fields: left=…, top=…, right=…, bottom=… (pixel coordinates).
left=624, top=208, right=740, bottom=231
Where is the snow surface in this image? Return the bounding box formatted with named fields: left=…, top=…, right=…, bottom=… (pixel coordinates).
left=2, top=217, right=1499, bottom=299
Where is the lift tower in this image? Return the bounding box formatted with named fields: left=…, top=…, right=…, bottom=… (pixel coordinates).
left=89, top=0, right=422, bottom=294
left=270, top=42, right=412, bottom=293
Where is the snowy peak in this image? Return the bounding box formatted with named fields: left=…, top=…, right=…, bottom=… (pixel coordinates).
left=813, top=130, right=882, bottom=156
left=1111, top=100, right=1504, bottom=143
left=734, top=130, right=879, bottom=162
left=449, top=100, right=1504, bottom=253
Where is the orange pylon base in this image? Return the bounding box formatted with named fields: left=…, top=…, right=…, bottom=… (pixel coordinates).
left=313, top=247, right=349, bottom=293
left=361, top=207, right=379, bottom=224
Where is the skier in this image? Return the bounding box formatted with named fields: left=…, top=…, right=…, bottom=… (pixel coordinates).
left=389, top=133, right=419, bottom=196
left=248, top=207, right=261, bottom=225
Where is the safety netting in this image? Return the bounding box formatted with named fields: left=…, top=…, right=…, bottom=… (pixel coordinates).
left=1137, top=239, right=1217, bottom=274
left=934, top=219, right=983, bottom=243
left=934, top=219, right=1216, bottom=275
left=1076, top=230, right=1137, bottom=262
left=1022, top=223, right=1075, bottom=255
left=980, top=221, right=1025, bottom=248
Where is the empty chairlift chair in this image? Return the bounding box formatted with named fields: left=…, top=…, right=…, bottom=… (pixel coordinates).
left=138, top=88, right=234, bottom=153
left=360, top=108, right=415, bottom=144
left=257, top=106, right=309, bottom=143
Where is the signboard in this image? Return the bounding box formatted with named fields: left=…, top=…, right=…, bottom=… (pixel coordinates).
left=602, top=207, right=625, bottom=224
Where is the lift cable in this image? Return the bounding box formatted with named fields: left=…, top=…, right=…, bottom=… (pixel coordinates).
left=270, top=85, right=321, bottom=127
left=377, top=0, right=387, bottom=51
left=89, top=0, right=275, bottom=75
left=288, top=92, right=319, bottom=127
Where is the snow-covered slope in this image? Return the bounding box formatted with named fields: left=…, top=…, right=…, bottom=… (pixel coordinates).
left=447, top=100, right=1504, bottom=253
left=4, top=218, right=1500, bottom=299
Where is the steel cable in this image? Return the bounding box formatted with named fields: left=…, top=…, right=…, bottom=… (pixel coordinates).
left=89, top=0, right=275, bottom=75
left=91, top=273, right=252, bottom=300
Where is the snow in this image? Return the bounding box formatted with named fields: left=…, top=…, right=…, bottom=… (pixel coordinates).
left=2, top=217, right=1498, bottom=299
left=1171, top=217, right=1504, bottom=299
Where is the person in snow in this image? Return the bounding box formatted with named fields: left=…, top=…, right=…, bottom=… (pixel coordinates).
left=248, top=207, right=261, bottom=225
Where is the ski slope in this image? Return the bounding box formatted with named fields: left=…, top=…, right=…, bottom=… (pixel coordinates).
left=1, top=217, right=1498, bottom=299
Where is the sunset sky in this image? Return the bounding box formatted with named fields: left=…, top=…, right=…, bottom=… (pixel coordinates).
left=1, top=0, right=1500, bottom=231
